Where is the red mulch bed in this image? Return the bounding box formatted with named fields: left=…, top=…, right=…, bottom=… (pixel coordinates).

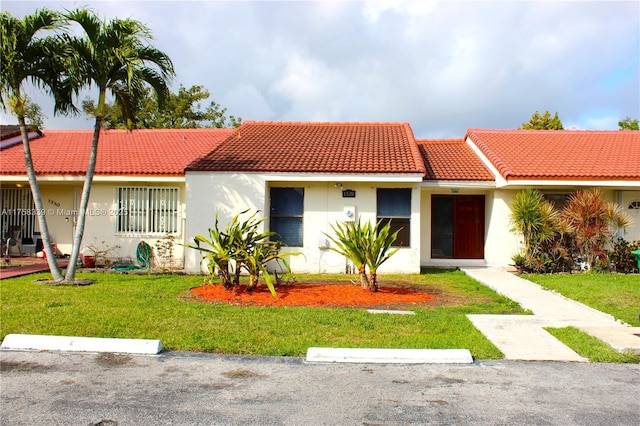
left=190, top=283, right=436, bottom=307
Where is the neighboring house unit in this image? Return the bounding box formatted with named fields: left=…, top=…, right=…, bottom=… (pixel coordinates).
left=1, top=128, right=234, bottom=261
left=2, top=122, right=639, bottom=273
left=463, top=129, right=640, bottom=267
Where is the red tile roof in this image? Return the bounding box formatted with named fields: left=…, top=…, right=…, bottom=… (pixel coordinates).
left=417, top=139, right=494, bottom=181
left=1, top=128, right=235, bottom=176
left=186, top=121, right=426, bottom=175
left=466, top=129, right=640, bottom=180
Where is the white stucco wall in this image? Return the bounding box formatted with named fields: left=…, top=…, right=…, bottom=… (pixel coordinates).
left=29, top=181, right=187, bottom=266
left=184, top=172, right=422, bottom=275
left=620, top=190, right=640, bottom=242
left=484, top=189, right=520, bottom=267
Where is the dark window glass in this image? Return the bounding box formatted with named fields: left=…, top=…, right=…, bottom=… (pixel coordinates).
left=431, top=196, right=454, bottom=258
left=377, top=188, right=411, bottom=247
left=270, top=188, right=304, bottom=246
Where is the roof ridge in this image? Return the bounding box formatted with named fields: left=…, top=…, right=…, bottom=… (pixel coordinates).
left=466, top=128, right=637, bottom=134
left=416, top=138, right=465, bottom=144
left=402, top=123, right=427, bottom=176
left=242, top=120, right=412, bottom=127
left=465, top=130, right=515, bottom=179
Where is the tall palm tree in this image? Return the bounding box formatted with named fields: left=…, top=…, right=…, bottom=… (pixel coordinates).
left=62, top=8, right=175, bottom=281
left=1, top=10, right=74, bottom=282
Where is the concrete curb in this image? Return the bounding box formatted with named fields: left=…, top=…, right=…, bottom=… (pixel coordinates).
left=366, top=309, right=416, bottom=315
left=306, top=347, right=473, bottom=364
left=0, top=334, right=162, bottom=355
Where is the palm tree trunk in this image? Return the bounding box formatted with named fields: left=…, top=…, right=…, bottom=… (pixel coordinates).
left=247, top=273, right=259, bottom=291
left=64, top=112, right=103, bottom=281
left=368, top=271, right=378, bottom=292
left=358, top=265, right=370, bottom=289
left=18, top=115, right=63, bottom=282
left=218, top=260, right=232, bottom=290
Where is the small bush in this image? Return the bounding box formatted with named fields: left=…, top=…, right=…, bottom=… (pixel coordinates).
left=609, top=238, right=640, bottom=274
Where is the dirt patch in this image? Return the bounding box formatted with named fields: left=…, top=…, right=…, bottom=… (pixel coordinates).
left=36, top=278, right=95, bottom=286
left=190, top=280, right=451, bottom=309
left=95, top=353, right=136, bottom=368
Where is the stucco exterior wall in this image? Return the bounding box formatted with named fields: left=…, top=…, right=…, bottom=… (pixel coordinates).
left=25, top=182, right=187, bottom=266
left=620, top=190, right=640, bottom=242
left=484, top=189, right=520, bottom=267
left=184, top=172, right=422, bottom=275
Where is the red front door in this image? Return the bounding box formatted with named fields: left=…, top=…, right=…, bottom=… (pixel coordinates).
left=431, top=195, right=485, bottom=259
left=453, top=195, right=485, bottom=259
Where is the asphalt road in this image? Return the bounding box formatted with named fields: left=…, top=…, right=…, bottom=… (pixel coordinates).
left=1, top=350, right=639, bottom=425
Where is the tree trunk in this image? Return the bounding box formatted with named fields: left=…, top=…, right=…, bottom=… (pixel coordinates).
left=65, top=91, right=106, bottom=282
left=247, top=273, right=259, bottom=291
left=358, top=265, right=369, bottom=289
left=233, top=261, right=242, bottom=286
left=218, top=260, right=233, bottom=290
left=18, top=115, right=63, bottom=282
left=368, top=271, right=378, bottom=292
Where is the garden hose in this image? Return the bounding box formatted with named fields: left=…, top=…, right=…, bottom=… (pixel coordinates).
left=136, top=241, right=152, bottom=269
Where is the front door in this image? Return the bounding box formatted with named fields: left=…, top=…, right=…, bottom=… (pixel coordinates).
left=431, top=195, right=485, bottom=259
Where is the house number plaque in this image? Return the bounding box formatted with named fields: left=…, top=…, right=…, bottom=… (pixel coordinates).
left=342, top=190, right=356, bottom=198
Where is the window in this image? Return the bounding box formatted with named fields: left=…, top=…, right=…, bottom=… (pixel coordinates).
left=629, top=201, right=640, bottom=210
left=544, top=193, right=571, bottom=209
left=116, top=187, right=179, bottom=234
left=377, top=188, right=411, bottom=247
left=270, top=187, right=304, bottom=246
left=1, top=188, right=36, bottom=240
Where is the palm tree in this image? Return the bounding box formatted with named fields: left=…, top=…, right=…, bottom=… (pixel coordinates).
left=364, top=220, right=401, bottom=292
left=1, top=9, right=74, bottom=282
left=326, top=219, right=400, bottom=292
left=62, top=8, right=175, bottom=281
left=326, top=220, right=370, bottom=289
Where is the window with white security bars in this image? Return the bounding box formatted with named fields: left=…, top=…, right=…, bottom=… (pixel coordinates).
left=116, top=187, right=179, bottom=234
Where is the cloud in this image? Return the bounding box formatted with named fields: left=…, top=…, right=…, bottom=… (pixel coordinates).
left=1, top=0, right=637, bottom=138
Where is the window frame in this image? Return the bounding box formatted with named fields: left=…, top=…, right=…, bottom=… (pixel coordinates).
left=269, top=187, right=304, bottom=247
left=115, top=186, right=180, bottom=235
left=376, top=188, right=411, bottom=247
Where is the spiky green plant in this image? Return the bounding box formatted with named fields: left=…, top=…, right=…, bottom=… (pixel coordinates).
left=326, top=220, right=370, bottom=288
left=326, top=219, right=400, bottom=292
left=184, top=213, right=237, bottom=289
left=364, top=220, right=401, bottom=292
left=185, top=210, right=298, bottom=297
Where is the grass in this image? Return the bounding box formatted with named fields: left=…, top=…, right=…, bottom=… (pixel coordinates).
left=523, top=273, right=640, bottom=326
left=545, top=327, right=640, bottom=363
left=0, top=269, right=523, bottom=359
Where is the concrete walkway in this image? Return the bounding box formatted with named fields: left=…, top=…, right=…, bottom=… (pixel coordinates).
left=462, top=267, right=640, bottom=362
left=0, top=258, right=68, bottom=280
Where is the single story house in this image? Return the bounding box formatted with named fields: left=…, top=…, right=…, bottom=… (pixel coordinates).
left=1, top=127, right=234, bottom=261
left=1, top=122, right=639, bottom=273
left=184, top=122, right=640, bottom=274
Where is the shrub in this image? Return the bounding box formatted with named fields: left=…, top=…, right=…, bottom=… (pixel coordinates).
left=561, top=188, right=632, bottom=270
left=609, top=238, right=640, bottom=274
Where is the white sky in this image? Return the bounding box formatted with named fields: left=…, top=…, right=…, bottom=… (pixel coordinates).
left=2, top=0, right=639, bottom=139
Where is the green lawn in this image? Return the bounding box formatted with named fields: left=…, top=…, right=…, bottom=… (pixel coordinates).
left=0, top=270, right=523, bottom=359
left=523, top=273, right=640, bottom=326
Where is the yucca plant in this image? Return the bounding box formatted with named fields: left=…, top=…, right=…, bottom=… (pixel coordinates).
left=326, top=219, right=400, bottom=292
left=185, top=210, right=297, bottom=298
left=365, top=220, right=401, bottom=292
left=326, top=220, right=370, bottom=289
left=184, top=213, right=237, bottom=288
left=241, top=240, right=298, bottom=297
